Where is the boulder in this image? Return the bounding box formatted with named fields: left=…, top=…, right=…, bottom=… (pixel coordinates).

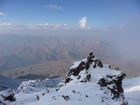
left=67, top=61, right=86, bottom=77
left=93, top=59, right=103, bottom=68
left=98, top=73, right=127, bottom=101
left=0, top=89, right=16, bottom=103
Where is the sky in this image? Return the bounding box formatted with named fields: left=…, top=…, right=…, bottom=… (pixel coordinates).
left=0, top=0, right=140, bottom=27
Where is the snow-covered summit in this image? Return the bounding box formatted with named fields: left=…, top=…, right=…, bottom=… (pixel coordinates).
left=0, top=52, right=131, bottom=105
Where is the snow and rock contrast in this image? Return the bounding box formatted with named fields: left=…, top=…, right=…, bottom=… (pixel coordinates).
left=0, top=52, right=139, bottom=105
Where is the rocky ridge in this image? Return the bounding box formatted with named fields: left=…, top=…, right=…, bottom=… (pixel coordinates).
left=0, top=53, right=128, bottom=105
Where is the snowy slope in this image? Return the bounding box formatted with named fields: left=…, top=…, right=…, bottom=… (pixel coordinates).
left=1, top=76, right=140, bottom=105
left=16, top=78, right=62, bottom=93
left=0, top=53, right=139, bottom=105
left=123, top=77, right=140, bottom=105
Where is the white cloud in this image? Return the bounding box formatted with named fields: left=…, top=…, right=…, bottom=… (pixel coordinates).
left=47, top=4, right=63, bottom=10
left=0, top=23, right=71, bottom=32
left=0, top=12, right=5, bottom=16
left=79, top=17, right=87, bottom=29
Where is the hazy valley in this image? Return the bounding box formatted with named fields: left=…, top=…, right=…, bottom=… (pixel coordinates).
left=0, top=35, right=139, bottom=78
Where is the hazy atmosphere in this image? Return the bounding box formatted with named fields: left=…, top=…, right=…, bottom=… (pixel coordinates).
left=0, top=0, right=140, bottom=105
left=0, top=0, right=140, bottom=77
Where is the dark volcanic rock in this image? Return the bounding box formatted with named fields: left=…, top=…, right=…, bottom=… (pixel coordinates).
left=65, top=52, right=103, bottom=83
left=0, top=89, right=16, bottom=105
left=98, top=73, right=128, bottom=105
left=67, top=61, right=86, bottom=77
left=93, top=58, right=103, bottom=68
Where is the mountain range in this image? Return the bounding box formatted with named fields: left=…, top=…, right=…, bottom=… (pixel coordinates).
left=0, top=35, right=139, bottom=78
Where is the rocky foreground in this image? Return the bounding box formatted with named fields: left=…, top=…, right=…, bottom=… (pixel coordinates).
left=0, top=52, right=133, bottom=105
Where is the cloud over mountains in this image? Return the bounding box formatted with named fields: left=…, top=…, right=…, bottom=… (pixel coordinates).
left=79, top=17, right=87, bottom=28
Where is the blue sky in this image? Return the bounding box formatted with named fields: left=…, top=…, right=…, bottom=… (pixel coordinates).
left=0, top=0, right=140, bottom=27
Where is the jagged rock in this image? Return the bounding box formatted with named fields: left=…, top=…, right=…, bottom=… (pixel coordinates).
left=65, top=77, right=73, bottom=83
left=0, top=91, right=16, bottom=102
left=62, top=95, right=70, bottom=101
left=42, top=93, right=45, bottom=96
left=86, top=52, right=95, bottom=69
left=1, top=94, right=16, bottom=102
left=93, top=58, right=103, bottom=68
left=67, top=61, right=86, bottom=77
left=0, top=89, right=16, bottom=105
left=56, top=88, right=59, bottom=91
left=115, top=67, right=120, bottom=70
left=80, top=74, right=91, bottom=82
left=65, top=52, right=100, bottom=83
left=85, top=94, right=88, bottom=98
left=98, top=78, right=107, bottom=87
left=86, top=74, right=91, bottom=81
left=87, top=52, right=95, bottom=63
left=108, top=65, right=111, bottom=69
left=98, top=72, right=127, bottom=104
left=36, top=95, right=40, bottom=101
left=66, top=52, right=95, bottom=78
left=87, top=52, right=95, bottom=61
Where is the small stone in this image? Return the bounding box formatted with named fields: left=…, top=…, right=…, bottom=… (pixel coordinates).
left=85, top=95, right=88, bottom=98
left=62, top=95, right=70, bottom=101
left=36, top=95, right=39, bottom=101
